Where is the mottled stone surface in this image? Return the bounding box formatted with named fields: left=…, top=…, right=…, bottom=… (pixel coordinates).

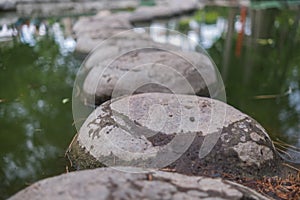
left=67, top=93, right=285, bottom=178
left=72, top=0, right=201, bottom=54
left=73, top=12, right=132, bottom=37
left=9, top=167, right=269, bottom=200
left=75, top=29, right=150, bottom=54
left=73, top=12, right=134, bottom=54
left=82, top=50, right=217, bottom=105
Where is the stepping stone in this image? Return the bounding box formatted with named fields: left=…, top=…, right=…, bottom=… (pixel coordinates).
left=73, top=12, right=134, bottom=54
left=67, top=93, right=289, bottom=179
left=83, top=37, right=180, bottom=71
left=75, top=29, right=151, bottom=54
left=81, top=50, right=218, bottom=105
left=73, top=12, right=132, bottom=37
left=9, top=167, right=270, bottom=200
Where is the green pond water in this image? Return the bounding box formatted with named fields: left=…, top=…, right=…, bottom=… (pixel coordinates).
left=0, top=17, right=81, bottom=199
left=1, top=5, right=300, bottom=199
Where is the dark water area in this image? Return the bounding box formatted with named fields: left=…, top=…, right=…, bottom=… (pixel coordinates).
left=0, top=17, right=81, bottom=199
left=0, top=4, right=300, bottom=199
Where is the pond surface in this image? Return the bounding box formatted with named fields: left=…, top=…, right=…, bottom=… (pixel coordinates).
left=1, top=4, right=300, bottom=199
left=0, top=17, right=81, bottom=199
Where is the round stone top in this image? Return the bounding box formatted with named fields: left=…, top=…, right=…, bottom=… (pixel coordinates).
left=9, top=167, right=269, bottom=200
left=82, top=50, right=218, bottom=105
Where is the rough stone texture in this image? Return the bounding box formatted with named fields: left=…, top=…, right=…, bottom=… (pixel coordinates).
left=9, top=167, right=270, bottom=200
left=67, top=93, right=289, bottom=179
left=81, top=50, right=217, bottom=105
left=71, top=0, right=201, bottom=54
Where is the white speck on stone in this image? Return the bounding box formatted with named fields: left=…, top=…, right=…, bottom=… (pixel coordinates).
left=240, top=136, right=246, bottom=142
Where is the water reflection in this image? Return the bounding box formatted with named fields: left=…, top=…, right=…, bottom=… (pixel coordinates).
left=20, top=22, right=37, bottom=46
left=52, top=21, right=76, bottom=55
left=0, top=17, right=81, bottom=198
left=146, top=12, right=249, bottom=50
left=0, top=24, right=17, bottom=38
left=0, top=18, right=76, bottom=52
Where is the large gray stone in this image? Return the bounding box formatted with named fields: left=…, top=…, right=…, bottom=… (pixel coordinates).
left=75, top=35, right=102, bottom=54
left=67, top=93, right=292, bottom=179
left=75, top=29, right=147, bottom=54
left=81, top=50, right=217, bottom=105
left=82, top=37, right=180, bottom=71
left=9, top=167, right=269, bottom=200
left=74, top=28, right=163, bottom=54
left=129, top=6, right=175, bottom=22
left=73, top=12, right=133, bottom=37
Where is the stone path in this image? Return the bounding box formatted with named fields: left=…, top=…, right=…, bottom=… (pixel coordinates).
left=73, top=0, right=200, bottom=54
left=68, top=93, right=286, bottom=180
left=7, top=1, right=298, bottom=199
left=73, top=4, right=220, bottom=104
